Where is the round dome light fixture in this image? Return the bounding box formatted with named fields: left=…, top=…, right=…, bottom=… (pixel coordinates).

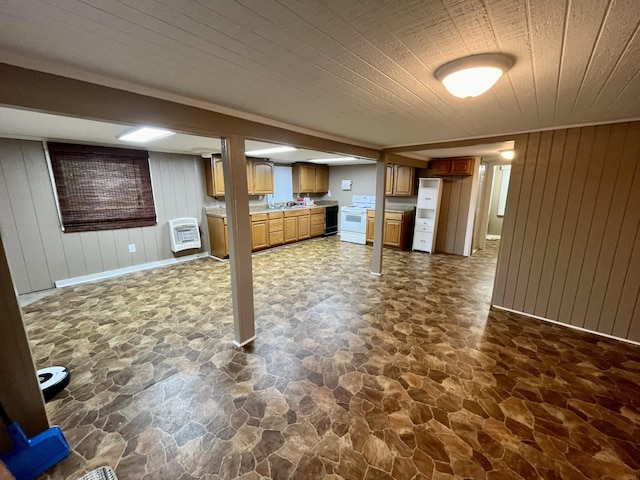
left=499, top=149, right=515, bottom=160
left=435, top=53, right=514, bottom=99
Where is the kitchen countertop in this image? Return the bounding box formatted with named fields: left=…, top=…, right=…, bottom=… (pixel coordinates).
left=205, top=201, right=338, bottom=218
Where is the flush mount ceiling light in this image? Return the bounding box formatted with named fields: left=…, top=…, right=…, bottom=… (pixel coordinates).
left=245, top=146, right=297, bottom=156
left=117, top=127, right=175, bottom=142
left=500, top=149, right=515, bottom=160
left=435, top=53, right=514, bottom=98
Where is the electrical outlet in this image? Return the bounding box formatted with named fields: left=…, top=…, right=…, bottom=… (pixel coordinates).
left=128, top=244, right=136, bottom=253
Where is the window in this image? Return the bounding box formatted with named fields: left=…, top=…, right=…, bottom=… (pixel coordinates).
left=48, top=142, right=156, bottom=232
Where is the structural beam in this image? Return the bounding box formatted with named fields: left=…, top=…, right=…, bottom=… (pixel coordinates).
left=383, top=153, right=429, bottom=168
left=0, top=235, right=49, bottom=451
left=371, top=159, right=388, bottom=275
left=384, top=134, right=517, bottom=154
left=221, top=136, right=255, bottom=346
left=0, top=63, right=381, bottom=161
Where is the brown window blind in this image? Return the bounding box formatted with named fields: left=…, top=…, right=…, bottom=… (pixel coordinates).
left=48, top=142, right=157, bottom=233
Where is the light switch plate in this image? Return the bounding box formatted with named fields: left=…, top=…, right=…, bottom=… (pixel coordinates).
left=128, top=244, right=136, bottom=253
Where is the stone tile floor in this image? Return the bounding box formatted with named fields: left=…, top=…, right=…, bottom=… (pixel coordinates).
left=21, top=237, right=640, bottom=479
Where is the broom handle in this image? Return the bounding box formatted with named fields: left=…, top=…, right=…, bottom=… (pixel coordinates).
left=0, top=402, right=12, bottom=426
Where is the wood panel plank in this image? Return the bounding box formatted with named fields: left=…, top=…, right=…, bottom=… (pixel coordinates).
left=445, top=178, right=461, bottom=254
left=454, top=177, right=472, bottom=255
left=614, top=223, right=640, bottom=340
left=79, top=231, right=104, bottom=274
left=0, top=141, right=30, bottom=293
left=546, top=126, right=596, bottom=319
left=524, top=129, right=566, bottom=312
left=534, top=127, right=580, bottom=316
left=128, top=228, right=147, bottom=265
left=150, top=155, right=171, bottom=259
left=503, top=132, right=541, bottom=308
left=2, top=140, right=52, bottom=291
left=96, top=231, right=119, bottom=272
left=628, top=293, right=640, bottom=342
left=20, top=140, right=69, bottom=285
left=171, top=154, right=189, bottom=217
left=513, top=130, right=553, bottom=310
left=112, top=229, right=133, bottom=268
left=570, top=123, right=628, bottom=327
left=435, top=179, right=451, bottom=253
left=586, top=123, right=639, bottom=332
left=60, top=233, right=87, bottom=278
left=492, top=134, right=528, bottom=306
left=556, top=124, right=610, bottom=325
left=141, top=226, right=160, bottom=263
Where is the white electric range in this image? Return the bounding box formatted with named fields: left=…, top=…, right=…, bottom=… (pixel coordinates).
left=339, top=195, right=376, bottom=244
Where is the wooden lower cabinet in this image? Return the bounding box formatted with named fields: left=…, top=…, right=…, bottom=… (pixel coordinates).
left=268, top=212, right=284, bottom=247
left=207, top=216, right=229, bottom=259
left=310, top=207, right=325, bottom=238
left=251, top=213, right=269, bottom=251
left=208, top=207, right=329, bottom=258
left=284, top=215, right=298, bottom=243
left=365, top=209, right=414, bottom=250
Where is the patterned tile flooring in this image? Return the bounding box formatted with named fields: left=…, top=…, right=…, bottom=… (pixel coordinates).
left=21, top=237, right=640, bottom=479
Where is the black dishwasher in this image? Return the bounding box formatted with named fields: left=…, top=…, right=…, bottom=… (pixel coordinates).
left=324, top=205, right=338, bottom=236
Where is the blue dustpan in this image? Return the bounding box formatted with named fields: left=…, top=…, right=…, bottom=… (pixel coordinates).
left=0, top=403, right=70, bottom=480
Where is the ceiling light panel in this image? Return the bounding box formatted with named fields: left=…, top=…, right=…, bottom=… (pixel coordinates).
left=117, top=127, right=175, bottom=142
left=245, top=146, right=297, bottom=156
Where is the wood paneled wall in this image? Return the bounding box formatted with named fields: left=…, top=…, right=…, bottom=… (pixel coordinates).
left=435, top=159, right=479, bottom=256
left=0, top=139, right=210, bottom=294
left=493, top=122, right=640, bottom=342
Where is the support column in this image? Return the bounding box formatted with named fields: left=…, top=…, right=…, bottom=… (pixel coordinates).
left=0, top=235, right=49, bottom=451
left=221, top=136, right=256, bottom=347
left=371, top=158, right=388, bottom=275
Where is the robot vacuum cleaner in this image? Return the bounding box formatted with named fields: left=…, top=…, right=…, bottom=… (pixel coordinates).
left=37, top=366, right=71, bottom=402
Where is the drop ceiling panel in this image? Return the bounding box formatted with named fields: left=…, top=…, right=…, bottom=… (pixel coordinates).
left=0, top=0, right=638, bottom=147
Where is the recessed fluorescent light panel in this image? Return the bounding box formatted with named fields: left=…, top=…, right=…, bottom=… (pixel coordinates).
left=500, top=149, right=515, bottom=160
left=117, top=127, right=175, bottom=143
left=245, top=146, right=297, bottom=156
left=308, top=157, right=356, bottom=163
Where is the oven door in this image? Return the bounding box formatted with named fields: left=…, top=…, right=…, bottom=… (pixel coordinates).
left=340, top=208, right=366, bottom=233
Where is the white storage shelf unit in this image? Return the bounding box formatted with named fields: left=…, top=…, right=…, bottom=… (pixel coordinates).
left=413, top=178, right=443, bottom=253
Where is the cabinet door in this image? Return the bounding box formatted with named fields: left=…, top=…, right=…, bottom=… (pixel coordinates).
left=385, top=164, right=394, bottom=195
left=393, top=165, right=416, bottom=195
left=430, top=160, right=451, bottom=176
left=251, top=220, right=269, bottom=251
left=366, top=216, right=375, bottom=243
left=298, top=165, right=316, bottom=193
left=451, top=158, right=474, bottom=176
left=417, top=188, right=438, bottom=209
left=298, top=214, right=310, bottom=239
left=315, top=166, right=329, bottom=193
left=211, top=157, right=225, bottom=196
left=383, top=218, right=403, bottom=247
left=246, top=161, right=254, bottom=195
left=284, top=217, right=298, bottom=243
left=252, top=161, right=274, bottom=194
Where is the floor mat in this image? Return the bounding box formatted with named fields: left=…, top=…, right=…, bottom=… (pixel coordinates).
left=76, top=467, right=117, bottom=480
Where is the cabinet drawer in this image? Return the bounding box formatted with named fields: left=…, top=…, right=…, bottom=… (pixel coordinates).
left=269, top=231, right=284, bottom=246
left=415, top=218, right=435, bottom=227
left=310, top=207, right=324, bottom=214
left=310, top=224, right=324, bottom=237
left=251, top=213, right=268, bottom=222
left=385, top=212, right=403, bottom=221
left=268, top=211, right=283, bottom=220
left=269, top=218, right=283, bottom=231
left=414, top=224, right=434, bottom=233
left=310, top=213, right=324, bottom=226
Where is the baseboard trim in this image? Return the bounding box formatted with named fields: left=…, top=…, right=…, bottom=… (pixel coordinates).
left=233, top=336, right=256, bottom=347
left=54, top=252, right=210, bottom=288
left=491, top=305, right=640, bottom=347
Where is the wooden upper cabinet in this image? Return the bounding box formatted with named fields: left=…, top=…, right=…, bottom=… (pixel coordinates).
left=386, top=164, right=416, bottom=196
left=205, top=155, right=274, bottom=196
left=293, top=163, right=329, bottom=193
left=252, top=161, right=274, bottom=194
left=315, top=166, right=329, bottom=193
left=393, top=165, right=416, bottom=195
left=204, top=156, right=226, bottom=196
left=430, top=157, right=474, bottom=176
left=385, top=164, right=394, bottom=195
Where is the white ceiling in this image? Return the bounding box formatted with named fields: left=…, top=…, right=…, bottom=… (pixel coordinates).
left=1, top=1, right=638, bottom=148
